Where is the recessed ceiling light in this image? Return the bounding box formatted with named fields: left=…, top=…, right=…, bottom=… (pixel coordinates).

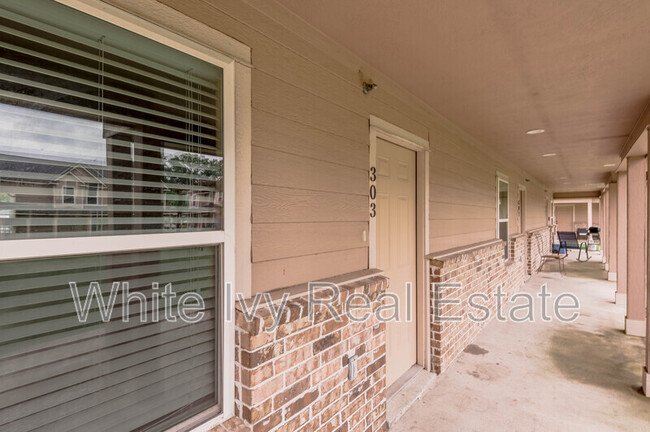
left=542, top=153, right=557, bottom=157
left=603, top=163, right=616, bottom=167
left=526, top=129, right=545, bottom=135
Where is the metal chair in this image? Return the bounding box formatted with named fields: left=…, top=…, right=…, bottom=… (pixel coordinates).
left=557, top=231, right=590, bottom=261
left=576, top=228, right=589, bottom=242
left=539, top=249, right=567, bottom=276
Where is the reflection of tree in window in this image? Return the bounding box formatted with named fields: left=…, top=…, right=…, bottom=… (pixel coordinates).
left=163, top=151, right=223, bottom=230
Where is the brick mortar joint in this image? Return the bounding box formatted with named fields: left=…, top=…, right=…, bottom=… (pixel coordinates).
left=235, top=276, right=389, bottom=334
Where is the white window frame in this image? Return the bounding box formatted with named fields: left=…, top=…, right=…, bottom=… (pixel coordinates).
left=496, top=174, right=509, bottom=259
left=0, top=1, right=252, bottom=429
left=62, top=185, right=75, bottom=204
left=86, top=183, right=98, bottom=205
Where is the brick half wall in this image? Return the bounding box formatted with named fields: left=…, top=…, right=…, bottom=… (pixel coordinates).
left=428, top=238, right=526, bottom=374
left=233, top=276, right=389, bottom=432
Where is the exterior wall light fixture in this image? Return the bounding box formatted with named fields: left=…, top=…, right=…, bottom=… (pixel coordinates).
left=362, top=81, right=378, bottom=94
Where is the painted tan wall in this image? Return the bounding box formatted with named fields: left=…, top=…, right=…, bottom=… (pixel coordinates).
left=574, top=203, right=589, bottom=228
left=525, top=184, right=550, bottom=232
left=105, top=0, right=551, bottom=293
left=593, top=202, right=600, bottom=226
left=554, top=202, right=599, bottom=232
left=555, top=205, right=574, bottom=231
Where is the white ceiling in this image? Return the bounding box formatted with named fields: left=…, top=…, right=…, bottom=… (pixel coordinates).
left=276, top=0, right=650, bottom=192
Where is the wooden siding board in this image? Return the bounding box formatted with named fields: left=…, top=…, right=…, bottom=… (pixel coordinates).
left=430, top=203, right=495, bottom=220
left=252, top=70, right=367, bottom=143
left=252, top=247, right=369, bottom=293
left=252, top=185, right=368, bottom=223
left=429, top=230, right=496, bottom=253
left=429, top=184, right=495, bottom=207
left=252, top=147, right=367, bottom=195
left=251, top=109, right=368, bottom=169
left=252, top=222, right=368, bottom=262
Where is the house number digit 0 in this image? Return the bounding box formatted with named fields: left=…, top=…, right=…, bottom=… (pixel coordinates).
left=369, top=167, right=377, bottom=217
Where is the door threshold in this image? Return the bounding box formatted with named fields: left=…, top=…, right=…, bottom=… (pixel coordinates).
left=387, top=364, right=422, bottom=399
left=386, top=365, right=437, bottom=427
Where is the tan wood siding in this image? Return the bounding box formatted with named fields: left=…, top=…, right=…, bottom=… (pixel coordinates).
left=252, top=248, right=368, bottom=293
left=253, top=185, right=368, bottom=223
left=106, top=0, right=552, bottom=292
left=252, top=222, right=367, bottom=262
left=252, top=109, right=367, bottom=169
left=252, top=147, right=367, bottom=195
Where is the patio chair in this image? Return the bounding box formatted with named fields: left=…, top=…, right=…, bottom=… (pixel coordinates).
left=576, top=228, right=589, bottom=242
left=539, top=247, right=568, bottom=276
left=557, top=231, right=590, bottom=262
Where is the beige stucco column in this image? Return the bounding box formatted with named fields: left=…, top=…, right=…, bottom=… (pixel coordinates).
left=644, top=162, right=650, bottom=395
left=600, top=195, right=605, bottom=262
left=603, top=188, right=609, bottom=266
left=617, top=173, right=628, bottom=304
left=607, top=183, right=618, bottom=280
left=626, top=156, right=646, bottom=337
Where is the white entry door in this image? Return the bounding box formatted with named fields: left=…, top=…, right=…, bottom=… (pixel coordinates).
left=376, top=137, right=417, bottom=386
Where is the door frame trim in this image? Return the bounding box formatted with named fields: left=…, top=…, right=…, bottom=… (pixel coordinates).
left=518, top=184, right=527, bottom=233
left=369, top=115, right=431, bottom=372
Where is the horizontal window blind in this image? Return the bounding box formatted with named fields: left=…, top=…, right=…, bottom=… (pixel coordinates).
left=0, top=246, right=218, bottom=432
left=0, top=0, right=224, bottom=240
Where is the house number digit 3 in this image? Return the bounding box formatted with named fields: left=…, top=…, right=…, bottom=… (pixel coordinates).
left=369, top=167, right=377, bottom=217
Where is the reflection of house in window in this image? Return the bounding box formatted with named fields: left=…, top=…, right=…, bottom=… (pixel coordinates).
left=0, top=157, right=107, bottom=237
left=54, top=166, right=106, bottom=207
left=62, top=186, right=75, bottom=204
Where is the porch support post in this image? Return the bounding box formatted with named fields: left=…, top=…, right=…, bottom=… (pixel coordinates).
left=587, top=199, right=593, bottom=229
left=626, top=156, right=646, bottom=337
left=607, top=183, right=618, bottom=281
left=644, top=158, right=650, bottom=395
left=604, top=188, right=609, bottom=266
left=617, top=172, right=628, bottom=304
left=600, top=195, right=605, bottom=262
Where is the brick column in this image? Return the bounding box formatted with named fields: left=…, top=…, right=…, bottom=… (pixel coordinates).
left=608, top=183, right=618, bottom=281
left=626, top=156, right=646, bottom=337
left=617, top=173, right=628, bottom=304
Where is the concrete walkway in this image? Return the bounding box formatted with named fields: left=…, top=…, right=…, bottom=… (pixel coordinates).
left=392, top=251, right=650, bottom=431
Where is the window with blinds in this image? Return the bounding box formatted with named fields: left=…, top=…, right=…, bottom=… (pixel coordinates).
left=0, top=0, right=224, bottom=239
left=0, top=246, right=219, bottom=432
left=0, top=0, right=227, bottom=431
left=497, top=178, right=509, bottom=259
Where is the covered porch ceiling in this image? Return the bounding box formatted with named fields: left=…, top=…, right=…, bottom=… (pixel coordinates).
left=276, top=0, right=650, bottom=194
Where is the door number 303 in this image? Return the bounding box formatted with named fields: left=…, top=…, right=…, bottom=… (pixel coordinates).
left=369, top=167, right=377, bottom=217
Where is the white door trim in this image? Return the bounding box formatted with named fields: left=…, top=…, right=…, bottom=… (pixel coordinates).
left=369, top=117, right=430, bottom=372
